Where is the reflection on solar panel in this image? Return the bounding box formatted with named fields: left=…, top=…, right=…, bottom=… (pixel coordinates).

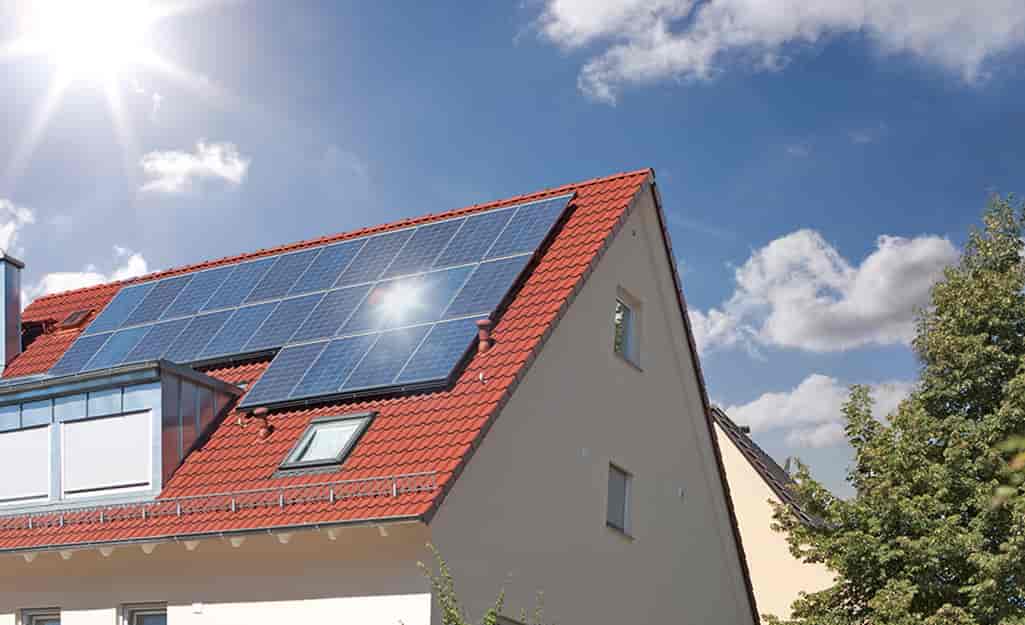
left=53, top=192, right=574, bottom=406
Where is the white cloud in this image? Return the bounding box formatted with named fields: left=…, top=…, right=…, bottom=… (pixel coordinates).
left=25, top=246, right=149, bottom=304
left=724, top=374, right=913, bottom=448
left=690, top=229, right=957, bottom=354
left=0, top=198, right=36, bottom=256
left=140, top=141, right=250, bottom=193
left=537, top=0, right=1025, bottom=103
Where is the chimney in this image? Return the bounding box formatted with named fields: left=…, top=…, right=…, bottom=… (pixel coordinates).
left=0, top=253, right=23, bottom=374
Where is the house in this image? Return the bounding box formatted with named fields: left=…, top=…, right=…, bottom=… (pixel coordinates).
left=712, top=407, right=834, bottom=620
left=0, top=169, right=760, bottom=625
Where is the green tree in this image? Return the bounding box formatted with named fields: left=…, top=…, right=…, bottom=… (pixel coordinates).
left=769, top=196, right=1025, bottom=625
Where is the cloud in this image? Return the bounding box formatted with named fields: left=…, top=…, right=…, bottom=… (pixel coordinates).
left=0, top=198, right=36, bottom=256
left=25, top=246, right=149, bottom=304
left=690, top=229, right=958, bottom=354
left=140, top=141, right=250, bottom=193
left=537, top=0, right=1025, bottom=103
left=786, top=142, right=812, bottom=158
left=849, top=123, right=887, bottom=145
left=723, top=374, right=913, bottom=448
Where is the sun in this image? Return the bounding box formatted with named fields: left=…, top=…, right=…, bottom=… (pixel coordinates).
left=16, top=0, right=159, bottom=84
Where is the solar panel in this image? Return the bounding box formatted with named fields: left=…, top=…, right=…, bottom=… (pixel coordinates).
left=443, top=255, right=530, bottom=318
left=83, top=283, right=154, bottom=335
left=53, top=192, right=573, bottom=392
left=245, top=293, right=322, bottom=351
left=202, top=257, right=275, bottom=311
left=334, top=229, right=413, bottom=287
left=289, top=334, right=377, bottom=400
left=49, top=333, right=113, bottom=376
left=290, top=285, right=370, bottom=343
left=241, top=342, right=326, bottom=406
left=122, top=274, right=193, bottom=328
left=245, top=248, right=320, bottom=303
left=199, top=302, right=277, bottom=359
left=395, top=317, right=480, bottom=385
left=161, top=266, right=233, bottom=319
left=382, top=219, right=462, bottom=278
left=122, top=318, right=191, bottom=364
left=163, top=311, right=232, bottom=363
left=83, top=326, right=149, bottom=370
left=433, top=208, right=513, bottom=268
left=288, top=239, right=364, bottom=295
left=340, top=325, right=430, bottom=391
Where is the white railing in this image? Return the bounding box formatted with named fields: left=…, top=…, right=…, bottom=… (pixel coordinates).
left=0, top=471, right=437, bottom=532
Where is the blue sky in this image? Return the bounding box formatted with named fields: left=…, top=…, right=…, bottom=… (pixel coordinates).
left=1, top=1, right=1024, bottom=494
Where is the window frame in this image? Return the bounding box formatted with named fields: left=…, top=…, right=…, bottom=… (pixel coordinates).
left=612, top=289, right=641, bottom=368
left=21, top=608, right=60, bottom=625
left=121, top=603, right=166, bottom=625
left=606, top=462, right=633, bottom=536
left=279, top=412, right=374, bottom=471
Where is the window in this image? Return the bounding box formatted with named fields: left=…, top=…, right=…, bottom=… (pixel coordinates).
left=123, top=604, right=166, bottom=625
left=612, top=295, right=639, bottom=366
left=22, top=609, right=60, bottom=625
left=280, top=413, right=373, bottom=470
left=607, top=463, right=631, bottom=534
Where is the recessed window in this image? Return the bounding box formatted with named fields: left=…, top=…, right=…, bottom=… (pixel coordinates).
left=123, top=604, right=166, bottom=625
left=23, top=609, right=60, bottom=625
left=280, top=413, right=373, bottom=470
left=613, top=296, right=639, bottom=365
left=607, top=463, right=632, bottom=535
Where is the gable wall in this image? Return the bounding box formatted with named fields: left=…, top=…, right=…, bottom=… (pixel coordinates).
left=428, top=183, right=757, bottom=625
left=714, top=426, right=834, bottom=619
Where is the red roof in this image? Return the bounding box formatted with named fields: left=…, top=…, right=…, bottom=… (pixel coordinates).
left=0, top=169, right=654, bottom=550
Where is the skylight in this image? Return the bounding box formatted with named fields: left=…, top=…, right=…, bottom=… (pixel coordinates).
left=280, top=413, right=373, bottom=470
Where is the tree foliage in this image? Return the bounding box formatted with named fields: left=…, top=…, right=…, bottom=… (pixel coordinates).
left=768, top=196, right=1025, bottom=625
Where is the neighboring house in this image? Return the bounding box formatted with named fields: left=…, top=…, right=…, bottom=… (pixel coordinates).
left=0, top=169, right=760, bottom=625
left=711, top=407, right=834, bottom=621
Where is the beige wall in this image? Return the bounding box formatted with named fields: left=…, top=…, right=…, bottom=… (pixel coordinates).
left=0, top=523, right=433, bottom=625
left=429, top=183, right=756, bottom=625
left=714, top=426, right=834, bottom=620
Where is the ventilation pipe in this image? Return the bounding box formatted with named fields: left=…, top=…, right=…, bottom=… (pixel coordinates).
left=0, top=253, right=23, bottom=374
left=476, top=318, right=494, bottom=353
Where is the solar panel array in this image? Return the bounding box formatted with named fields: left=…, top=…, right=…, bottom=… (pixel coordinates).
left=49, top=193, right=574, bottom=407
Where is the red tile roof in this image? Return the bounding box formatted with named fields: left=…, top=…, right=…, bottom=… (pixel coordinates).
left=0, top=169, right=654, bottom=550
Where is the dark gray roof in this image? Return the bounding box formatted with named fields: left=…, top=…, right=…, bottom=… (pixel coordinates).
left=711, top=406, right=822, bottom=527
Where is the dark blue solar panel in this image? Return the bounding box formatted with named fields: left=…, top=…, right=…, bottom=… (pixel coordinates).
left=199, top=302, right=277, bottom=359
left=122, top=274, right=193, bottom=327
left=164, top=311, right=232, bottom=363
left=433, top=208, right=514, bottom=268
left=486, top=195, right=570, bottom=259
left=122, top=318, right=191, bottom=364
left=335, top=229, right=413, bottom=287
left=396, top=318, right=480, bottom=385
left=340, top=325, right=430, bottom=391
left=245, top=294, right=322, bottom=351
left=83, top=327, right=149, bottom=371
left=344, top=266, right=473, bottom=334
left=288, top=239, right=365, bottom=296
left=161, top=266, right=233, bottom=320
left=290, top=285, right=370, bottom=343
left=444, top=255, right=530, bottom=318
left=245, top=248, right=320, bottom=303
left=289, top=334, right=377, bottom=400
left=202, top=257, right=275, bottom=311
left=49, top=334, right=113, bottom=376
left=241, top=342, right=326, bottom=406
left=382, top=219, right=463, bottom=278
left=83, top=283, right=154, bottom=335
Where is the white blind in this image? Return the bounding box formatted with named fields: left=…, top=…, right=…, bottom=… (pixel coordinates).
left=63, top=412, right=152, bottom=494
left=0, top=427, right=50, bottom=503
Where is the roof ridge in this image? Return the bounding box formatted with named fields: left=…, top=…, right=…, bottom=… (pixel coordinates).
left=27, top=168, right=652, bottom=308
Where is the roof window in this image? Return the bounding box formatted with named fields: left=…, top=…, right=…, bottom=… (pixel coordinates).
left=59, top=309, right=93, bottom=329
left=280, top=412, right=373, bottom=470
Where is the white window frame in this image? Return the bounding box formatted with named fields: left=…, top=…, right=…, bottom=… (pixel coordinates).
left=279, top=412, right=374, bottom=470
left=606, top=462, right=632, bottom=536
left=612, top=289, right=641, bottom=367
left=21, top=608, right=60, bottom=625
left=121, top=603, right=166, bottom=625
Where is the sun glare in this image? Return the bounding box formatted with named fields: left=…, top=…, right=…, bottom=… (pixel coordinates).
left=20, top=0, right=157, bottom=83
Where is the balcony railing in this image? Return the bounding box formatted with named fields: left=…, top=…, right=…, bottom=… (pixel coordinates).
left=0, top=471, right=438, bottom=532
